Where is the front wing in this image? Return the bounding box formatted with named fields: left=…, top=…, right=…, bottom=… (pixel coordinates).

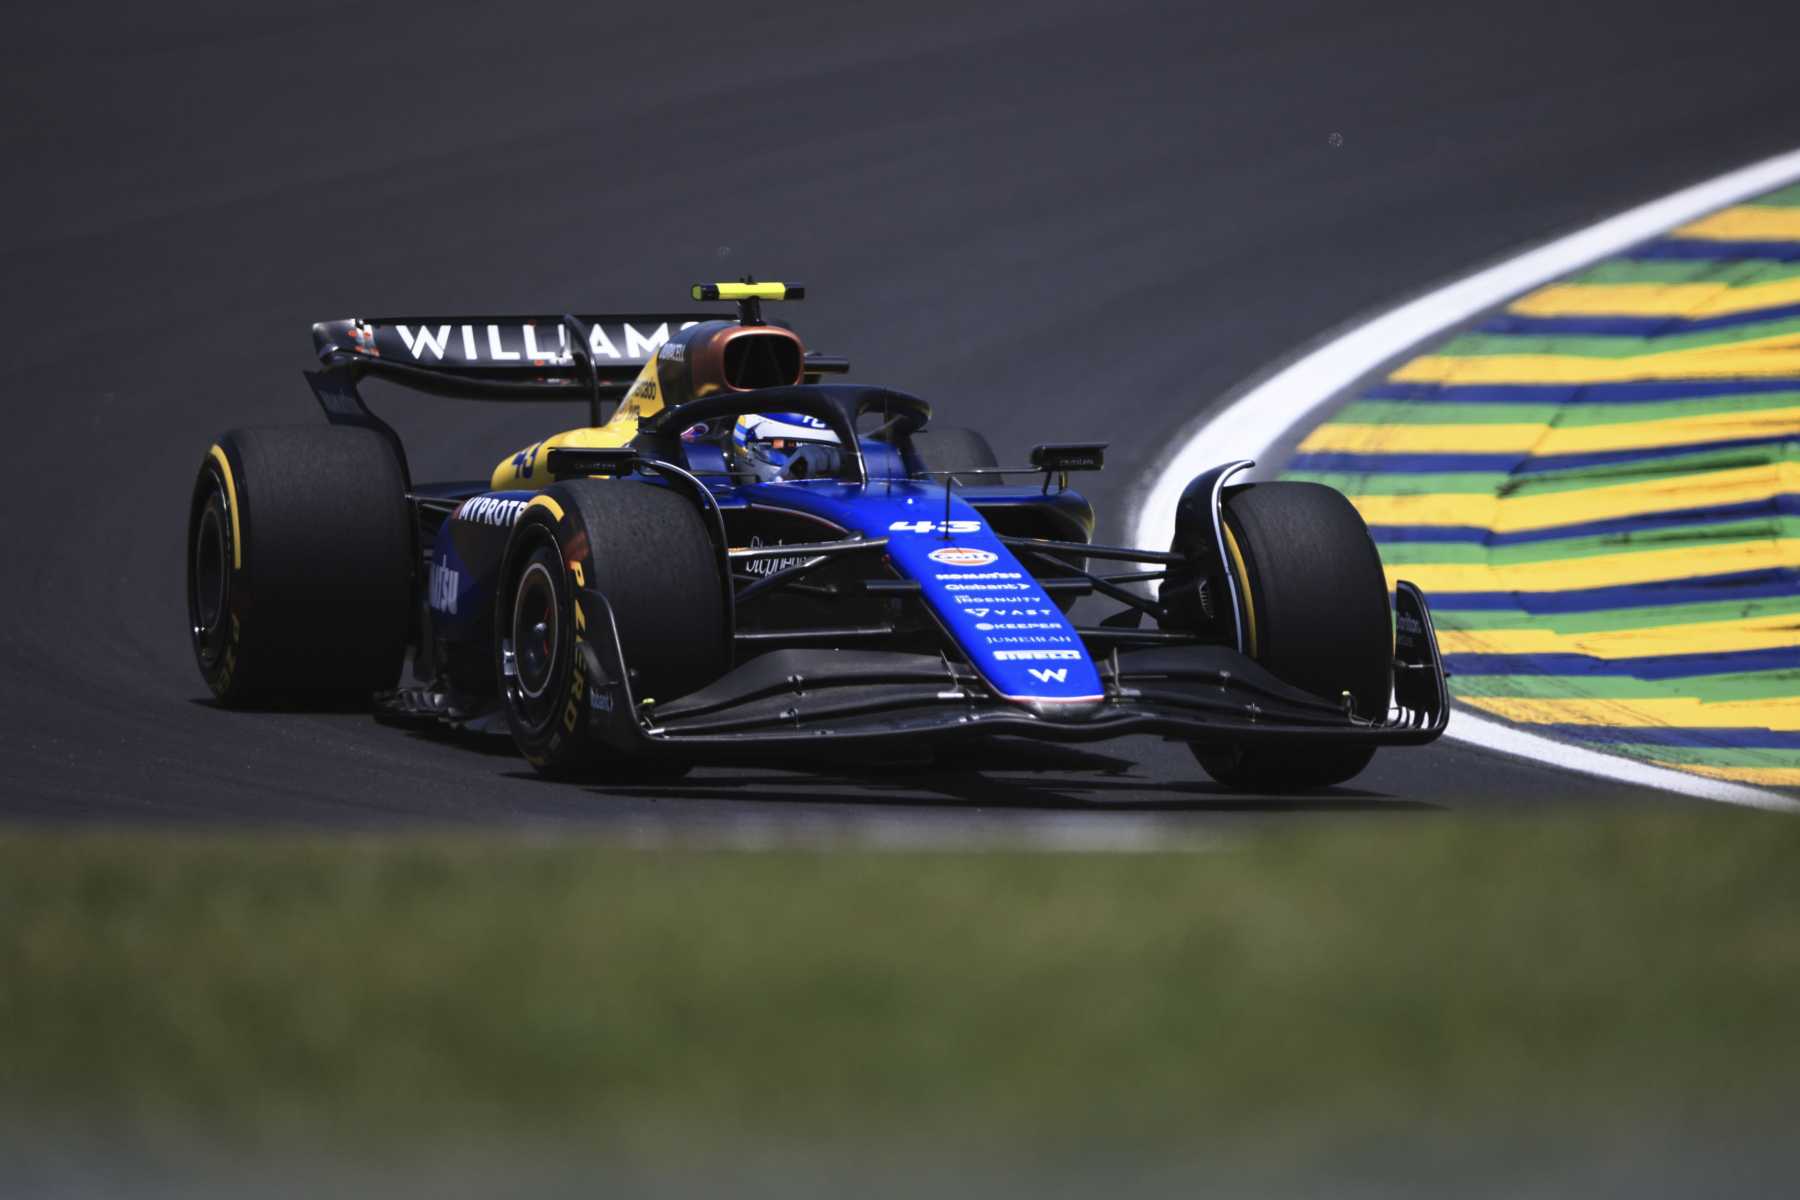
left=573, top=582, right=1449, bottom=755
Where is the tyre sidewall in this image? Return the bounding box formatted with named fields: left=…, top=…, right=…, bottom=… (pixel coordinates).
left=495, top=505, right=599, bottom=773
left=187, top=451, right=249, bottom=701
left=1192, top=481, right=1390, bottom=791
left=1221, top=482, right=1391, bottom=719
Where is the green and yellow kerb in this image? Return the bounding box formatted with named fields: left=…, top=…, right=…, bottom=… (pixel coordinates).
left=1285, top=182, right=1800, bottom=788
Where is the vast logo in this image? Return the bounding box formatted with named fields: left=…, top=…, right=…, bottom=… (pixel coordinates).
left=927, top=546, right=999, bottom=567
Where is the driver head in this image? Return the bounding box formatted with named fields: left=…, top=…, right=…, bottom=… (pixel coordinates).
left=732, top=412, right=843, bottom=482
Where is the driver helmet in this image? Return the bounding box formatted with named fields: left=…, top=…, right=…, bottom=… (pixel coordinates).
left=732, top=412, right=842, bottom=482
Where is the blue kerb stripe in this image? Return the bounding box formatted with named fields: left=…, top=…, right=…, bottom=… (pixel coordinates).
left=1475, top=300, right=1800, bottom=337
left=1425, top=570, right=1800, bottom=612
left=1628, top=238, right=1800, bottom=261
left=1444, top=646, right=1798, bottom=679
left=1368, top=494, right=1800, bottom=546
left=1542, top=725, right=1800, bottom=751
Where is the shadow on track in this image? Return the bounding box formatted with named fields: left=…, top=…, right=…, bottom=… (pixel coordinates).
left=388, top=721, right=1435, bottom=812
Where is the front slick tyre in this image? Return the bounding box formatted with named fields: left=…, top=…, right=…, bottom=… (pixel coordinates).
left=1193, top=482, right=1391, bottom=792
left=495, top=481, right=726, bottom=781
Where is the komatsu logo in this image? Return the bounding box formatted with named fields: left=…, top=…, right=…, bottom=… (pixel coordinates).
left=429, top=562, right=459, bottom=614
left=391, top=321, right=700, bottom=363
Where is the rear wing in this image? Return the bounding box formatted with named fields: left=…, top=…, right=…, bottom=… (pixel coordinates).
left=306, top=287, right=840, bottom=488
left=312, top=313, right=723, bottom=401
left=307, top=313, right=725, bottom=491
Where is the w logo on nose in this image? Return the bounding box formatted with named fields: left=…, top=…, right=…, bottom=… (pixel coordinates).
left=1027, top=668, right=1068, bottom=683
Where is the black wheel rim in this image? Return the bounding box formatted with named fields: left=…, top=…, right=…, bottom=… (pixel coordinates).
left=189, top=488, right=230, bottom=668
left=512, top=561, right=559, bottom=702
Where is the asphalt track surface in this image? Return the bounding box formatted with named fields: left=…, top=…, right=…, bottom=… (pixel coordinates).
left=6, top=0, right=1799, bottom=829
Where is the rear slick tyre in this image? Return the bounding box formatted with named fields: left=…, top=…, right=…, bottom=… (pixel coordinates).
left=1190, top=481, right=1391, bottom=791
left=186, top=426, right=411, bottom=706
left=908, top=427, right=999, bottom=485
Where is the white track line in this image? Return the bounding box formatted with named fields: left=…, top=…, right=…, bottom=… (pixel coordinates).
left=1131, top=147, right=1800, bottom=811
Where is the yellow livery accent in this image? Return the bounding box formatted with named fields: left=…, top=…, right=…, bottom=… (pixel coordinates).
left=208, top=444, right=243, bottom=569
left=693, top=282, right=792, bottom=301
left=525, top=494, right=566, bottom=522
left=1221, top=522, right=1257, bottom=657
left=490, top=357, right=659, bottom=489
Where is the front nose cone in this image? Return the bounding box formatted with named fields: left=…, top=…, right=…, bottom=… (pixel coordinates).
left=1015, top=698, right=1106, bottom=722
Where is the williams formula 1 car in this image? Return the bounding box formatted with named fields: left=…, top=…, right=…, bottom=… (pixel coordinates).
left=186, top=282, right=1447, bottom=789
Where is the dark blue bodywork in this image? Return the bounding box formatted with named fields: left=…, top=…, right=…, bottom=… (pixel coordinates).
left=426, top=439, right=1107, bottom=708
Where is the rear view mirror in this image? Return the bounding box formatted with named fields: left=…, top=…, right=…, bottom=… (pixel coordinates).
left=1029, top=443, right=1107, bottom=472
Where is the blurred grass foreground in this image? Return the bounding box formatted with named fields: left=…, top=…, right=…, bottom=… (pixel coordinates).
left=4, top=811, right=1800, bottom=1189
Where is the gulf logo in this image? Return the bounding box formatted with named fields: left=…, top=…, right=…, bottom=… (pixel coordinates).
left=927, top=546, right=998, bottom=568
